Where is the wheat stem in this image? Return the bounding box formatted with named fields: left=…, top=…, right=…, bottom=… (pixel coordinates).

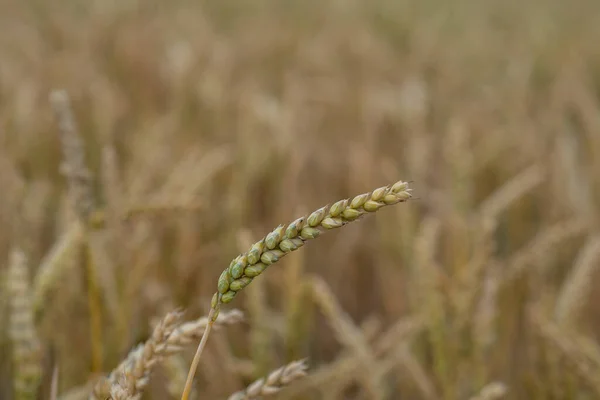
left=181, top=308, right=216, bottom=400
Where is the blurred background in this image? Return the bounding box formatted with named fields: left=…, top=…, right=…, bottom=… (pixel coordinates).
left=1, top=0, right=600, bottom=399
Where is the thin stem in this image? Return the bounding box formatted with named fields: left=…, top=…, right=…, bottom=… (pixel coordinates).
left=181, top=307, right=216, bottom=400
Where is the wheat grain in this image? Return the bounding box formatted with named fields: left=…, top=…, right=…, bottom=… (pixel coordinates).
left=227, top=359, right=308, bottom=400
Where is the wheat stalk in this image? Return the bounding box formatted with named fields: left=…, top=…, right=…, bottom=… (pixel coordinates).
left=181, top=180, right=413, bottom=400
left=227, top=359, right=309, bottom=400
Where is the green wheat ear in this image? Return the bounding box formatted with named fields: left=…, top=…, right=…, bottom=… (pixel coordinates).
left=182, top=180, right=413, bottom=400
left=211, top=180, right=413, bottom=319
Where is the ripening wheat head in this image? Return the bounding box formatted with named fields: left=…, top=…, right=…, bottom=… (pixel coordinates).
left=210, top=180, right=413, bottom=316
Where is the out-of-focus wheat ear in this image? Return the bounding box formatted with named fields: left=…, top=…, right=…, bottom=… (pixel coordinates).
left=165, top=309, right=244, bottom=354
left=285, top=316, right=424, bottom=398
left=478, top=164, right=545, bottom=220
left=109, top=373, right=136, bottom=400
left=503, top=218, right=589, bottom=285
left=50, top=89, right=106, bottom=373
left=529, top=306, right=600, bottom=396
left=308, top=275, right=385, bottom=399
left=468, top=382, right=508, bottom=400
left=463, top=164, right=545, bottom=383
left=92, top=310, right=183, bottom=400
left=49, top=90, right=96, bottom=223
left=227, top=359, right=309, bottom=400
left=554, top=234, right=600, bottom=328
left=7, top=248, right=43, bottom=400
left=164, top=312, right=250, bottom=400
left=32, top=221, right=84, bottom=313
left=472, top=263, right=502, bottom=385
left=412, top=216, right=452, bottom=397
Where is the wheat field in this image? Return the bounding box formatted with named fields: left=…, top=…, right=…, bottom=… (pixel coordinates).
left=1, top=0, right=600, bottom=399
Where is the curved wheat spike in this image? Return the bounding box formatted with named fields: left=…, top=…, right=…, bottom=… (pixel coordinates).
left=227, top=359, right=308, bottom=400
left=181, top=180, right=413, bottom=400
left=212, top=180, right=412, bottom=314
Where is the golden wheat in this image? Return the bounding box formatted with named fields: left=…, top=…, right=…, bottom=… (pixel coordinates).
left=227, top=359, right=308, bottom=400
left=92, top=311, right=183, bottom=400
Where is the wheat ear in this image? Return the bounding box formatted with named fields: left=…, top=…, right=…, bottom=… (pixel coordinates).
left=181, top=180, right=412, bottom=400
left=91, top=311, right=183, bottom=400
left=165, top=309, right=244, bottom=354
left=7, top=248, right=42, bottom=400
left=213, top=180, right=412, bottom=312
left=227, top=359, right=309, bottom=400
